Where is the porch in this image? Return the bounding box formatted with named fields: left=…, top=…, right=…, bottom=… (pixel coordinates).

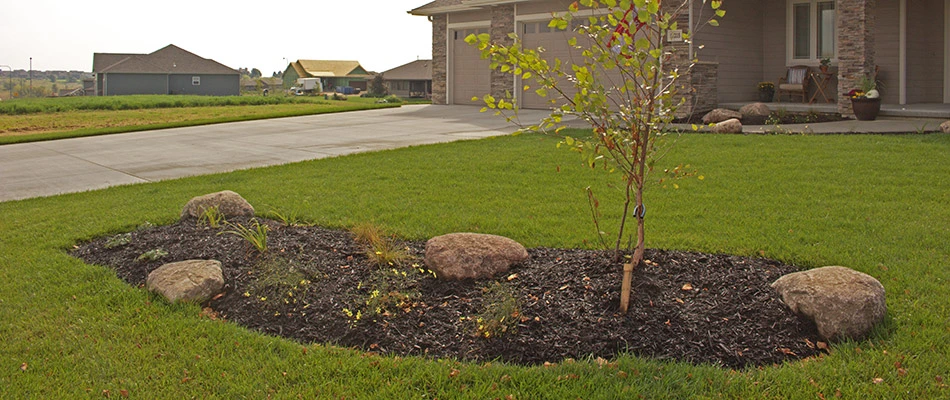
left=720, top=102, right=950, bottom=119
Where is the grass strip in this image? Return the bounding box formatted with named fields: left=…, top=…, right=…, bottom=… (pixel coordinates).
left=0, top=132, right=947, bottom=398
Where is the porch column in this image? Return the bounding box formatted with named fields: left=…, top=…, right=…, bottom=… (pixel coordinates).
left=662, top=0, right=710, bottom=117
left=490, top=4, right=515, bottom=101
left=431, top=14, right=448, bottom=105
left=837, top=0, right=876, bottom=116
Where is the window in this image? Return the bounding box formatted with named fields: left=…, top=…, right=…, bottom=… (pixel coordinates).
left=788, top=0, right=835, bottom=62
left=192, top=76, right=201, bottom=86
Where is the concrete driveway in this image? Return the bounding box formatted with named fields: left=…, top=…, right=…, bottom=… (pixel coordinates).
left=0, top=105, right=555, bottom=202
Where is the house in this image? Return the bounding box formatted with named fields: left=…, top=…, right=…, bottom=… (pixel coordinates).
left=283, top=60, right=371, bottom=93
left=410, top=0, right=949, bottom=117
left=92, top=45, right=239, bottom=96
left=382, top=60, right=433, bottom=98
left=241, top=77, right=284, bottom=92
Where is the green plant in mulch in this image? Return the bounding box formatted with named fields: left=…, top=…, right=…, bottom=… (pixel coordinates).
left=466, top=282, right=521, bottom=339
left=243, top=257, right=312, bottom=315
left=196, top=205, right=226, bottom=228
left=351, top=222, right=414, bottom=267
left=136, top=248, right=168, bottom=262
left=220, top=218, right=269, bottom=254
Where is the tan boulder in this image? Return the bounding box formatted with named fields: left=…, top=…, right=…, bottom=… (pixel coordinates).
left=771, top=266, right=886, bottom=342
left=147, top=260, right=225, bottom=304
left=710, top=118, right=743, bottom=134
left=739, top=102, right=771, bottom=118
left=939, top=120, right=950, bottom=133
left=424, top=233, right=529, bottom=281
left=181, top=190, right=254, bottom=220
left=702, top=108, right=743, bottom=124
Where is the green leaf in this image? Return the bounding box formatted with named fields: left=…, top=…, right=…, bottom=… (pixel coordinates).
left=708, top=19, right=719, bottom=27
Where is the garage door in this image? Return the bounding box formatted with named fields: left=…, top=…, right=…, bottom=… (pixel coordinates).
left=452, top=28, right=491, bottom=105
left=520, top=21, right=583, bottom=109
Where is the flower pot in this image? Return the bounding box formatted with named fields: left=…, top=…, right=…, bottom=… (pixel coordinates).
left=758, top=90, right=774, bottom=103
left=851, top=97, right=881, bottom=121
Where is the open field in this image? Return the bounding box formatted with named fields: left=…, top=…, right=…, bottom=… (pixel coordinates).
left=0, top=95, right=399, bottom=145
left=1, top=131, right=948, bottom=398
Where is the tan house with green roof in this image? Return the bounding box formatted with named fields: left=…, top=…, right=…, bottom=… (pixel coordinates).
left=282, top=60, right=371, bottom=92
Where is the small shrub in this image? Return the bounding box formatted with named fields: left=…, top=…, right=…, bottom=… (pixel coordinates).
left=467, top=282, right=521, bottom=339
left=220, top=219, right=269, bottom=254
left=197, top=206, right=226, bottom=228
left=136, top=248, right=168, bottom=262
left=104, top=233, right=132, bottom=249
left=246, top=257, right=311, bottom=313
left=350, top=223, right=413, bottom=267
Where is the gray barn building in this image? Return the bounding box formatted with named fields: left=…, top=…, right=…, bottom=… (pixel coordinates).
left=92, top=45, right=239, bottom=96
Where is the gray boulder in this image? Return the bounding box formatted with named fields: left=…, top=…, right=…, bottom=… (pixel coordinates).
left=181, top=190, right=254, bottom=220
left=771, top=266, right=886, bottom=342
left=739, top=102, right=771, bottom=118
left=702, top=108, right=743, bottom=124
left=710, top=118, right=743, bottom=134
left=425, top=233, right=529, bottom=281
left=147, top=260, right=225, bottom=304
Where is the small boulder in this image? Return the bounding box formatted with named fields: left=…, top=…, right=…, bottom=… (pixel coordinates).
left=940, top=120, right=950, bottom=133
left=771, top=266, right=886, bottom=342
left=710, top=118, right=743, bottom=134
left=702, top=108, right=743, bottom=124
left=425, top=233, right=529, bottom=281
left=181, top=190, right=254, bottom=220
left=147, top=259, right=225, bottom=304
left=739, top=102, right=771, bottom=118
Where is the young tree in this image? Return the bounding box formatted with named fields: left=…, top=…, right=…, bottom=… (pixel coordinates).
left=468, top=0, right=723, bottom=313
left=250, top=68, right=262, bottom=78
left=368, top=74, right=388, bottom=97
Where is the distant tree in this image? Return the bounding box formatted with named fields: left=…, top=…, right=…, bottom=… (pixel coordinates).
left=250, top=68, right=262, bottom=78
left=49, top=75, right=56, bottom=83
left=272, top=71, right=283, bottom=78
left=368, top=74, right=387, bottom=96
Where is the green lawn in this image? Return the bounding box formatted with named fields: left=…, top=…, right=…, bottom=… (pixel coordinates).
left=1, top=132, right=947, bottom=398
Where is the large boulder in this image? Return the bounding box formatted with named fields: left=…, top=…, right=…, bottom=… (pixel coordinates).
left=181, top=190, right=254, bottom=220
left=702, top=108, right=743, bottom=124
left=147, top=260, right=225, bottom=304
left=710, top=118, right=743, bottom=134
left=771, top=266, right=886, bottom=342
left=739, top=102, right=771, bottom=118
left=425, top=233, right=529, bottom=281
left=940, top=120, right=950, bottom=133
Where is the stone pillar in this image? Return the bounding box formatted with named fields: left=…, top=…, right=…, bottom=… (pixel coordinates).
left=431, top=14, right=448, bottom=105
left=490, top=5, right=515, bottom=101
left=836, top=0, right=875, bottom=116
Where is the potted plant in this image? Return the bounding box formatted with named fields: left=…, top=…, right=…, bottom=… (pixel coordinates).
left=819, top=58, right=831, bottom=73
left=849, top=74, right=881, bottom=121
left=757, top=81, right=775, bottom=103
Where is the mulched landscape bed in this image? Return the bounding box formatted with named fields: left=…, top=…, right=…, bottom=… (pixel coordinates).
left=72, top=216, right=823, bottom=369
left=674, top=111, right=846, bottom=126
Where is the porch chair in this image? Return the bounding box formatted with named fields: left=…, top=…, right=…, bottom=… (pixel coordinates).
left=777, top=65, right=811, bottom=103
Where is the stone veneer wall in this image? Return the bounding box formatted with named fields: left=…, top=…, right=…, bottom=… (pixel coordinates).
left=490, top=5, right=515, bottom=100
left=662, top=1, right=709, bottom=117
left=431, top=14, right=448, bottom=105
left=837, top=0, right=876, bottom=116
left=688, top=62, right=719, bottom=117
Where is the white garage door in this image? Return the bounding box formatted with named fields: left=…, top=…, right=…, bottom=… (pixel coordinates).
left=452, top=28, right=491, bottom=105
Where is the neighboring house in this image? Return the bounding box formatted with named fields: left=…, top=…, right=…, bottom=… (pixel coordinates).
left=381, top=60, right=433, bottom=98
left=410, top=0, right=949, bottom=117
left=283, top=60, right=371, bottom=92
left=241, top=77, right=283, bottom=92
left=92, top=44, right=239, bottom=96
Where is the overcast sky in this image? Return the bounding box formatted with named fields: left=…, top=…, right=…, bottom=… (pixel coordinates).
left=1, top=0, right=433, bottom=74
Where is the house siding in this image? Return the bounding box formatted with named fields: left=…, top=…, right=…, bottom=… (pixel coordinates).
left=102, top=73, right=167, bottom=96
left=874, top=1, right=900, bottom=104
left=168, top=74, right=240, bottom=96
left=694, top=0, right=764, bottom=103
left=762, top=0, right=787, bottom=88
left=906, top=0, right=945, bottom=103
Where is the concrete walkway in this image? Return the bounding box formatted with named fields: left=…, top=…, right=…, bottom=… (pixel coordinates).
left=0, top=105, right=552, bottom=202
left=1, top=105, right=943, bottom=202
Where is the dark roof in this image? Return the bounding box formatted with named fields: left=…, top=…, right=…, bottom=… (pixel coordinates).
left=93, top=45, right=238, bottom=75
left=409, top=0, right=524, bottom=15
left=382, top=60, right=432, bottom=81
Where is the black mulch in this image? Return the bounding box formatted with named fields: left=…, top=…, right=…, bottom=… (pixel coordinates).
left=71, top=216, right=823, bottom=369
left=674, top=111, right=846, bottom=126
